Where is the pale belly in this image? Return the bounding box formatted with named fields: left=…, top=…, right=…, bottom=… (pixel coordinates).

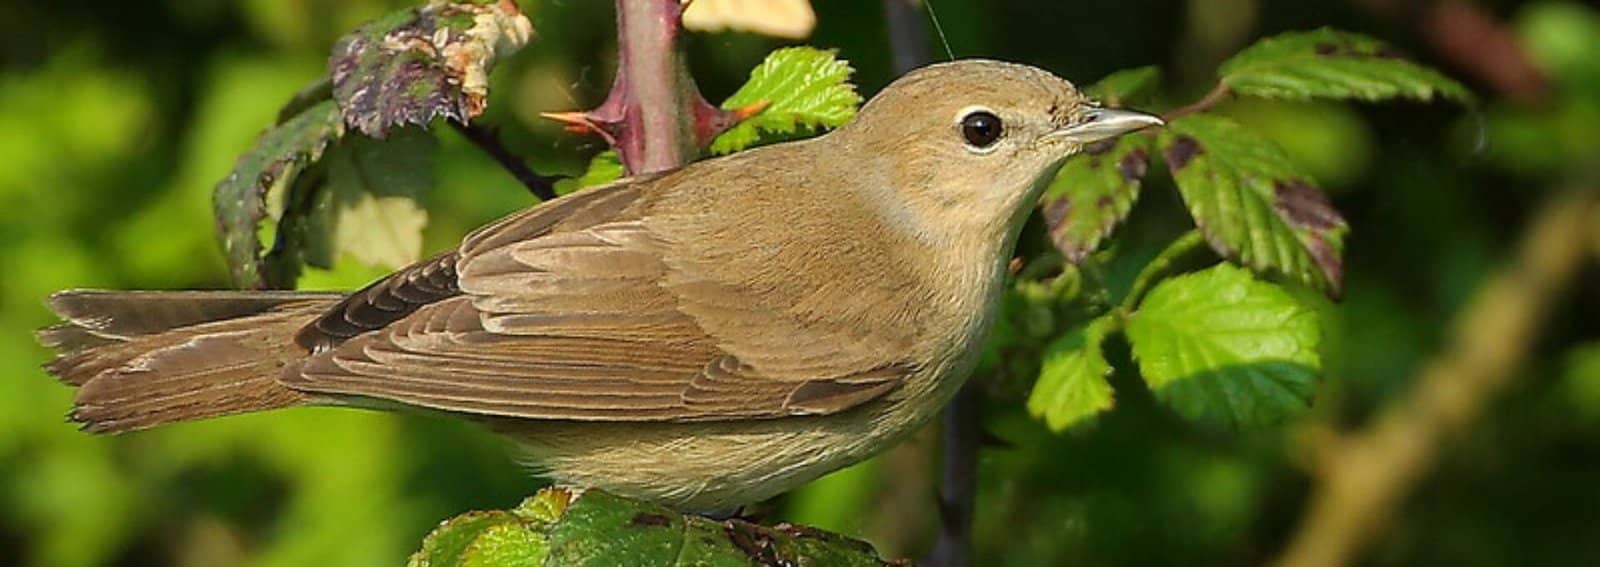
left=495, top=246, right=1008, bottom=511
left=498, top=354, right=977, bottom=511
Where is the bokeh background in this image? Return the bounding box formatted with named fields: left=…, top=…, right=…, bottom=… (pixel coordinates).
left=2, top=0, right=1598, bottom=565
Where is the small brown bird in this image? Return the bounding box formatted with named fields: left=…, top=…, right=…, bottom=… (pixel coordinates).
left=40, top=60, right=1159, bottom=511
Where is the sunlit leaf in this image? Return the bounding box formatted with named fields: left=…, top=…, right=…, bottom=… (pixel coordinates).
left=712, top=47, right=862, bottom=154
left=683, top=0, right=816, bottom=39
left=411, top=488, right=894, bottom=566
left=575, top=150, right=623, bottom=191
left=1041, top=135, right=1152, bottom=263
left=315, top=128, right=434, bottom=270
left=1125, top=263, right=1321, bottom=428
left=212, top=99, right=343, bottom=289
left=1162, top=114, right=1348, bottom=294
left=331, top=0, right=534, bottom=138
left=1027, top=316, right=1119, bottom=431
left=1220, top=28, right=1473, bottom=103
left=1085, top=66, right=1161, bottom=108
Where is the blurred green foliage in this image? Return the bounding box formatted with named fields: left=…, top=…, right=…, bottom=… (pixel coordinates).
left=2, top=1, right=1597, bottom=566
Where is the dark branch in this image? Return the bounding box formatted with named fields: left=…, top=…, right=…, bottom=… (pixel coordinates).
left=882, top=1, right=976, bottom=565
left=450, top=120, right=560, bottom=201
left=1162, top=82, right=1232, bottom=122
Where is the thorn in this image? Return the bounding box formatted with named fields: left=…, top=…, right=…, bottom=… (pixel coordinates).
left=539, top=110, right=593, bottom=128
left=540, top=110, right=618, bottom=144
left=730, top=99, right=771, bottom=121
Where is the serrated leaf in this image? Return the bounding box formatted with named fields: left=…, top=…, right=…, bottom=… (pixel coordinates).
left=1027, top=316, right=1119, bottom=431
left=1041, top=134, right=1152, bottom=263
left=459, top=523, right=547, bottom=567
left=1220, top=27, right=1473, bottom=103
left=1085, top=66, right=1162, bottom=108
left=413, top=488, right=893, bottom=566
left=212, top=99, right=343, bottom=289
left=318, top=128, right=434, bottom=270
left=331, top=0, right=534, bottom=138
left=1125, top=263, right=1321, bottom=428
left=711, top=47, right=862, bottom=154
left=408, top=511, right=527, bottom=567
left=1162, top=114, right=1348, bottom=294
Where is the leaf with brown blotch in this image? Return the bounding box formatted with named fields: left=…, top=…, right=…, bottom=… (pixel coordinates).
left=1220, top=27, right=1473, bottom=103
left=330, top=0, right=533, bottom=139
left=1161, top=114, right=1349, bottom=296
left=1040, top=135, right=1153, bottom=264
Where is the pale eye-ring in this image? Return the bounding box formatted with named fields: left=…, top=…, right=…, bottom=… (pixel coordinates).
left=960, top=110, right=1003, bottom=149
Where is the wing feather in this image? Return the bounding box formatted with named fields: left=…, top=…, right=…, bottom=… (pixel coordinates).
left=283, top=176, right=913, bottom=421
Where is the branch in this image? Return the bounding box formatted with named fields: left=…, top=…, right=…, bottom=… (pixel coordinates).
left=1272, top=189, right=1599, bottom=567
left=878, top=1, right=974, bottom=565
left=1161, top=82, right=1231, bottom=122
left=450, top=121, right=560, bottom=201
left=542, top=0, right=739, bottom=175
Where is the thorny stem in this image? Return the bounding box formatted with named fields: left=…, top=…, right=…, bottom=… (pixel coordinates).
left=541, top=0, right=736, bottom=175
left=1161, top=82, right=1232, bottom=122
left=450, top=121, right=560, bottom=201
left=610, top=0, right=696, bottom=173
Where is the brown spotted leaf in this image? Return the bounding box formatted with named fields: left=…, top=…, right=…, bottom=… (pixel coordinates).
left=1161, top=114, right=1348, bottom=295
left=212, top=99, right=343, bottom=289
left=1041, top=134, right=1152, bottom=263
left=1220, top=27, right=1473, bottom=103
left=331, top=0, right=533, bottom=139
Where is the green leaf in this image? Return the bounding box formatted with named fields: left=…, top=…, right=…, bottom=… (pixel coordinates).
left=1125, top=263, right=1322, bottom=428
left=1161, top=114, right=1348, bottom=294
left=1220, top=27, right=1473, bottom=103
left=331, top=0, right=534, bottom=138
left=1084, top=66, right=1162, bottom=108
left=409, top=511, right=539, bottom=567
left=711, top=47, right=862, bottom=154
left=1027, top=316, right=1120, bottom=431
left=315, top=128, right=434, bottom=270
left=413, top=488, right=894, bottom=566
left=212, top=99, right=343, bottom=289
left=1041, top=134, right=1152, bottom=263
left=574, top=150, right=624, bottom=191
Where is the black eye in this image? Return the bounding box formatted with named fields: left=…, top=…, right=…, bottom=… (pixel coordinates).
left=961, top=110, right=1003, bottom=148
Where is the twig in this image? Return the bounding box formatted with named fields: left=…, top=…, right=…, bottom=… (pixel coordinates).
left=450, top=120, right=559, bottom=201
left=884, top=0, right=930, bottom=74
left=1272, top=189, right=1598, bottom=567
left=880, top=1, right=973, bottom=565
left=1161, top=82, right=1231, bottom=122
left=929, top=384, right=978, bottom=567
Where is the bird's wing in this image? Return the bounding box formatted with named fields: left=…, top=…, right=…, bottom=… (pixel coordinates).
left=282, top=180, right=913, bottom=421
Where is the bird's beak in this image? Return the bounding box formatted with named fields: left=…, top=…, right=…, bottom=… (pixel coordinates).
left=1046, top=108, right=1165, bottom=144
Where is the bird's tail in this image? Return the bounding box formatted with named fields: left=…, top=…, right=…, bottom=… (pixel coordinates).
left=38, top=290, right=343, bottom=433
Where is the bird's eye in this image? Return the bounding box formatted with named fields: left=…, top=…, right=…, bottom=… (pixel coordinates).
left=960, top=110, right=1003, bottom=149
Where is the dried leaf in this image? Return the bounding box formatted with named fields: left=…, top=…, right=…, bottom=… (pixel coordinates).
left=331, top=0, right=533, bottom=138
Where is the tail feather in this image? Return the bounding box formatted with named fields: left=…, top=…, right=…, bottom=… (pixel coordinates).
left=40, top=290, right=342, bottom=433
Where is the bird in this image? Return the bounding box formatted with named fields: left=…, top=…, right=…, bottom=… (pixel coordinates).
left=38, top=59, right=1161, bottom=511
